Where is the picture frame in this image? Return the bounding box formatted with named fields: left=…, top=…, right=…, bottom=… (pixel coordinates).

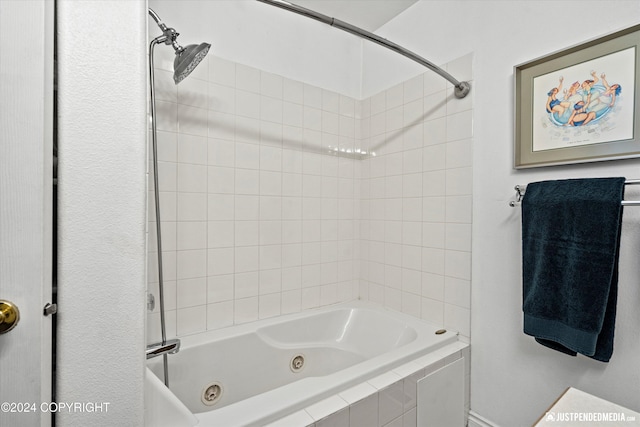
left=514, top=24, right=640, bottom=169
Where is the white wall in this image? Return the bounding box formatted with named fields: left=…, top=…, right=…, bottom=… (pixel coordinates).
left=56, top=1, right=147, bottom=425
left=364, top=1, right=640, bottom=426
left=149, top=0, right=363, bottom=98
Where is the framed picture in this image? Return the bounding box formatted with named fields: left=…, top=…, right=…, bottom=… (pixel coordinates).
left=514, top=24, right=640, bottom=168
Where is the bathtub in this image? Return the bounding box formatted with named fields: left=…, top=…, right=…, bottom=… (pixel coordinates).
left=146, top=301, right=464, bottom=426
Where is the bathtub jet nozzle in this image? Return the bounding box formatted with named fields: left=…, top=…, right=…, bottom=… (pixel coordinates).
left=146, top=338, right=181, bottom=359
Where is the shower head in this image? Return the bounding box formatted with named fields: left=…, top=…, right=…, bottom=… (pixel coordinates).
left=173, top=42, right=211, bottom=84
left=148, top=8, right=211, bottom=84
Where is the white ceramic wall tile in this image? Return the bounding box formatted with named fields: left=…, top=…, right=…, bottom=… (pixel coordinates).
left=235, top=169, right=260, bottom=195
left=304, top=84, right=323, bottom=109
left=259, top=293, right=281, bottom=319
left=207, top=274, right=234, bottom=303
left=445, top=195, right=472, bottom=224
left=423, top=68, right=448, bottom=97
left=401, top=291, right=422, bottom=318
left=154, top=69, right=177, bottom=103
left=423, top=91, right=446, bottom=121
left=209, top=82, right=236, bottom=114
left=155, top=162, right=177, bottom=192
left=235, top=142, right=260, bottom=169
left=176, top=249, right=207, bottom=280
left=421, top=197, right=445, bottom=223
left=444, top=304, right=471, bottom=337
left=235, top=246, right=259, bottom=273
left=154, top=131, right=177, bottom=162
left=258, top=196, right=280, bottom=219
left=234, top=296, right=259, bottom=324
left=281, top=289, right=301, bottom=314
left=401, top=268, right=421, bottom=295
left=417, top=358, right=465, bottom=427
left=404, top=75, right=424, bottom=104
left=208, top=111, right=235, bottom=141
left=383, top=416, right=403, bottom=427
left=305, top=395, right=349, bottom=422
left=401, top=222, right=421, bottom=246
left=445, top=223, right=472, bottom=252
left=235, top=64, right=260, bottom=93
left=155, top=100, right=177, bottom=132
left=209, top=57, right=235, bottom=87
left=444, top=250, right=471, bottom=280
left=444, top=276, right=471, bottom=309
left=421, top=247, right=444, bottom=275
left=207, top=247, right=234, bottom=276
left=349, top=394, right=378, bottom=427
left=208, top=220, right=234, bottom=249
left=206, top=300, right=234, bottom=330
left=235, top=221, right=259, bottom=246
left=234, top=195, right=260, bottom=220
left=207, top=194, right=234, bottom=221
left=261, top=146, right=283, bottom=171
left=301, top=286, right=320, bottom=309
left=265, top=410, right=314, bottom=427
left=176, top=305, right=206, bottom=336
left=316, top=407, right=349, bottom=427
left=402, top=408, right=417, bottom=427
left=236, top=90, right=260, bottom=119
left=178, top=104, right=208, bottom=137
left=178, top=133, right=207, bottom=165
left=421, top=272, right=445, bottom=301
left=422, top=117, right=446, bottom=147
left=178, top=164, right=208, bottom=193
left=422, top=170, right=446, bottom=197
left=235, top=116, right=260, bottom=144
left=378, top=380, right=405, bottom=426
left=261, top=96, right=283, bottom=123
left=339, top=382, right=377, bottom=405
left=259, top=269, right=281, bottom=295
left=283, top=78, right=304, bottom=104
left=178, top=76, right=208, bottom=109
left=261, top=71, right=283, bottom=99
left=177, top=221, right=207, bottom=250
left=421, top=297, right=444, bottom=326
left=147, top=310, right=176, bottom=344
left=176, top=277, right=206, bottom=309
left=446, top=110, right=473, bottom=142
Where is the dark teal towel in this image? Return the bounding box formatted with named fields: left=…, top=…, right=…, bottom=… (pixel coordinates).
left=521, top=177, right=625, bottom=362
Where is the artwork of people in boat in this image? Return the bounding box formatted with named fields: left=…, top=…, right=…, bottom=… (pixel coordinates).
left=545, top=71, right=621, bottom=127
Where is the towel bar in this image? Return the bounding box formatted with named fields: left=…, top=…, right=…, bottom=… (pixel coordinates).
left=509, top=180, right=640, bottom=207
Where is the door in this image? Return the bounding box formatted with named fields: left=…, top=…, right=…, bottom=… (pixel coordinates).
left=0, top=0, right=54, bottom=426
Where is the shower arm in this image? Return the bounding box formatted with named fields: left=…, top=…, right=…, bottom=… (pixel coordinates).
left=257, top=0, right=470, bottom=98
left=149, top=8, right=184, bottom=53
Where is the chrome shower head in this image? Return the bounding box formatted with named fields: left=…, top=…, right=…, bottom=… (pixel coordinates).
left=149, top=8, right=211, bottom=84
left=173, top=42, right=211, bottom=84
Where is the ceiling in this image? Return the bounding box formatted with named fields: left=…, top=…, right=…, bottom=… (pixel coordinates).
left=290, top=0, right=419, bottom=32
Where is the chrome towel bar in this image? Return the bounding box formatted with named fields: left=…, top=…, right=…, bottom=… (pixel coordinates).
left=509, top=180, right=640, bottom=207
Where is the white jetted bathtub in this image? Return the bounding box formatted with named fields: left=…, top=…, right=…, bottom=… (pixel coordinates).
left=145, top=301, right=463, bottom=426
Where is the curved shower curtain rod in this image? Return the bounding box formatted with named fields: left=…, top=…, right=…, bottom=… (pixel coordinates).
left=257, top=0, right=470, bottom=98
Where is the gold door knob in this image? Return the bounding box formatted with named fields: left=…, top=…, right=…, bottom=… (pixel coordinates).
left=0, top=300, right=20, bottom=334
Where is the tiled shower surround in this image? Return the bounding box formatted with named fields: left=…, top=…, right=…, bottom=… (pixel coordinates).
left=147, top=51, right=473, bottom=343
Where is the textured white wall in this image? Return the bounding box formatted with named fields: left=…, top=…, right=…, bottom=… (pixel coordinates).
left=364, top=1, right=640, bottom=425
left=56, top=1, right=147, bottom=425
left=148, top=0, right=363, bottom=98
